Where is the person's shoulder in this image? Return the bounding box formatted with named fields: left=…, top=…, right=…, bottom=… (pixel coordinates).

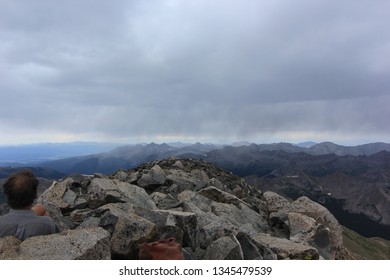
left=35, top=215, right=56, bottom=223
left=29, top=214, right=56, bottom=226
left=0, top=212, right=9, bottom=218
left=33, top=216, right=61, bottom=233
left=0, top=212, right=12, bottom=222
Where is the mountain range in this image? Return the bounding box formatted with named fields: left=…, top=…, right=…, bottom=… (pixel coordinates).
left=1, top=141, right=390, bottom=240
left=2, top=141, right=388, bottom=174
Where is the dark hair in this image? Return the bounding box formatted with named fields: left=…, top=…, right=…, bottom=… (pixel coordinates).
left=3, top=169, right=39, bottom=209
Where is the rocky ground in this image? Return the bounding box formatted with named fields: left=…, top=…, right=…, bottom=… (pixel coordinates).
left=0, top=158, right=354, bottom=260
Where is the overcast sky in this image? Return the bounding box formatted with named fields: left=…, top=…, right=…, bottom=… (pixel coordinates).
left=0, top=0, right=389, bottom=145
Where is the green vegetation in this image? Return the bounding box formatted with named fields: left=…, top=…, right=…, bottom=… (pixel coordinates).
left=342, top=226, right=390, bottom=259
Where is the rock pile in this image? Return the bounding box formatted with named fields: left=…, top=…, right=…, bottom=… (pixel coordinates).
left=0, top=158, right=350, bottom=260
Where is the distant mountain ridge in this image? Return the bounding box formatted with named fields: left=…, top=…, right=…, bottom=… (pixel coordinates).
left=247, top=141, right=390, bottom=156
left=2, top=141, right=390, bottom=167
left=15, top=141, right=389, bottom=174
left=309, top=142, right=390, bottom=156
left=1, top=141, right=390, bottom=239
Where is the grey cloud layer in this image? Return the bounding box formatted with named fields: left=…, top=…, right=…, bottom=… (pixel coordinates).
left=0, top=0, right=389, bottom=144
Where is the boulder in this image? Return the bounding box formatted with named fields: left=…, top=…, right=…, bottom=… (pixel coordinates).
left=198, top=186, right=249, bottom=208
left=127, top=206, right=198, bottom=249
left=150, top=192, right=167, bottom=206
left=88, top=178, right=157, bottom=210
left=191, top=169, right=210, bottom=190
left=236, top=232, right=277, bottom=260
left=151, top=193, right=182, bottom=210
left=0, top=227, right=111, bottom=260
left=92, top=203, right=157, bottom=259
left=43, top=201, right=75, bottom=230
left=197, top=219, right=239, bottom=250
left=268, top=210, right=290, bottom=238
left=288, top=212, right=317, bottom=241
left=177, top=190, right=213, bottom=213
left=37, top=178, right=87, bottom=229
left=0, top=236, right=21, bottom=259
left=155, top=210, right=198, bottom=249
left=250, top=233, right=319, bottom=260
left=111, top=170, right=128, bottom=181
left=137, top=165, right=167, bottom=190
left=203, top=235, right=244, bottom=260
left=209, top=178, right=227, bottom=192
left=263, top=192, right=344, bottom=259
left=166, top=169, right=197, bottom=193
left=173, top=160, right=184, bottom=169
left=288, top=196, right=344, bottom=259
left=38, top=179, right=70, bottom=210
left=263, top=191, right=291, bottom=212
left=210, top=202, right=269, bottom=234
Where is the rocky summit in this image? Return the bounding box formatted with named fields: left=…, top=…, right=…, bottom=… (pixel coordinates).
left=0, top=158, right=352, bottom=260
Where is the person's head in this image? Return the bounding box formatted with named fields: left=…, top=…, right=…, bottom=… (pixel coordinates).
left=3, top=169, right=39, bottom=209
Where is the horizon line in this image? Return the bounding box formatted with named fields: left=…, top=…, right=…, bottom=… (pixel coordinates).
left=1, top=140, right=389, bottom=147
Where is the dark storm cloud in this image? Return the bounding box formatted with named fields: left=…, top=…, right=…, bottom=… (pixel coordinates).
left=0, top=0, right=389, bottom=144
